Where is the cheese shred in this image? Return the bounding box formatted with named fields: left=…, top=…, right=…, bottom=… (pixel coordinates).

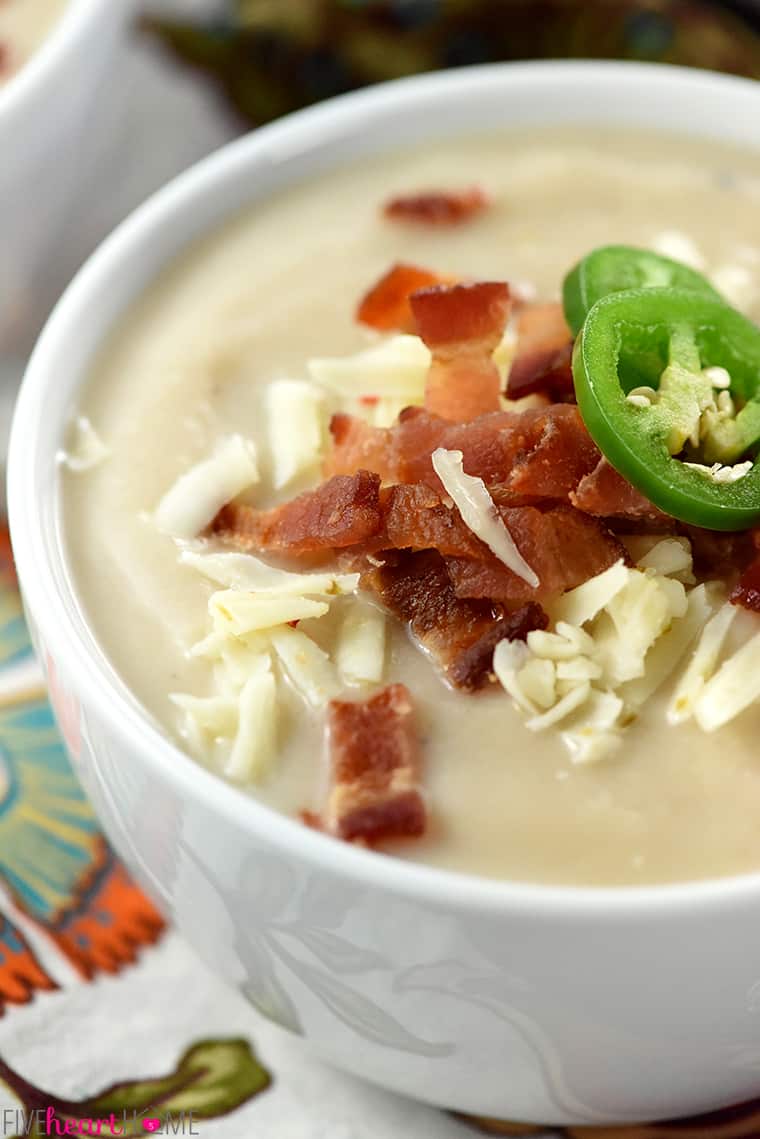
left=431, top=448, right=539, bottom=587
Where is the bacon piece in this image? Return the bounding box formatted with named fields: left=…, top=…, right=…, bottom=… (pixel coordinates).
left=446, top=505, right=625, bottom=605
left=411, top=282, right=510, bottom=422
left=326, top=414, right=397, bottom=480
left=327, top=404, right=598, bottom=499
left=362, top=550, right=547, bottom=691
left=383, top=187, right=489, bottom=226
left=683, top=526, right=756, bottom=580
left=416, top=404, right=593, bottom=497
left=213, top=470, right=382, bottom=554
left=412, top=282, right=510, bottom=351
left=356, top=263, right=453, bottom=333
left=448, top=605, right=549, bottom=690
left=424, top=409, right=533, bottom=489
left=507, top=404, right=600, bottom=498
left=571, top=457, right=669, bottom=523
left=390, top=407, right=455, bottom=486
left=381, top=483, right=485, bottom=558
left=326, top=685, right=426, bottom=843
left=506, top=302, right=575, bottom=401
left=730, top=556, right=760, bottom=611
left=326, top=407, right=453, bottom=485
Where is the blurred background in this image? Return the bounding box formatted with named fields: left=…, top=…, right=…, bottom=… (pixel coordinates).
left=147, top=0, right=760, bottom=124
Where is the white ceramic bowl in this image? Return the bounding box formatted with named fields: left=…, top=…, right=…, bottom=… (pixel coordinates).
left=10, top=62, right=760, bottom=1126
left=0, top=0, right=132, bottom=354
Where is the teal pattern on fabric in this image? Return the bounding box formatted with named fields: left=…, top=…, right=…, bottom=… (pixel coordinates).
left=0, top=700, right=99, bottom=922
left=0, top=584, right=32, bottom=669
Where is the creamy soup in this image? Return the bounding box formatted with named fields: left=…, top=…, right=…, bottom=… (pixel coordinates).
left=63, top=129, right=760, bottom=887
left=0, top=0, right=67, bottom=85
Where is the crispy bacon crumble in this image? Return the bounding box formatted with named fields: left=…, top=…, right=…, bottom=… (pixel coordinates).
left=326, top=684, right=426, bottom=843
left=730, top=556, right=760, bottom=611
left=505, top=405, right=600, bottom=498
left=213, top=470, right=382, bottom=553
left=571, top=457, right=669, bottom=523
left=356, top=263, right=453, bottom=333
left=446, top=506, right=625, bottom=605
left=381, top=482, right=486, bottom=559
left=383, top=187, right=489, bottom=226
left=362, top=551, right=547, bottom=692
left=507, top=302, right=575, bottom=401
left=411, top=281, right=511, bottom=422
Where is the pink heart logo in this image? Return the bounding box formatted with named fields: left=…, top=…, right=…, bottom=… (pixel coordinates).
left=142, top=1121, right=161, bottom=1133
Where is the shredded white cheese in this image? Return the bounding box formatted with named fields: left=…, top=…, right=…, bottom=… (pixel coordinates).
left=225, top=665, right=277, bottom=782
left=549, top=560, right=628, bottom=627
left=622, top=583, right=715, bottom=709
left=431, top=448, right=539, bottom=587
left=181, top=549, right=358, bottom=596
left=494, top=549, right=736, bottom=762
left=266, top=380, right=325, bottom=489
left=308, top=334, right=430, bottom=402
left=516, top=657, right=557, bottom=710
left=560, top=690, right=624, bottom=766
left=556, top=657, right=602, bottom=683
left=269, top=625, right=340, bottom=707
left=528, top=625, right=595, bottom=661
left=58, top=416, right=111, bottom=472
left=208, top=591, right=328, bottom=637
left=176, top=542, right=364, bottom=776
left=525, top=682, right=591, bottom=731
left=492, top=640, right=535, bottom=713
left=694, top=628, right=760, bottom=732
left=335, top=604, right=386, bottom=686
left=170, top=694, right=238, bottom=739
left=212, top=642, right=272, bottom=693
left=595, top=572, right=684, bottom=685
left=635, top=538, right=693, bottom=580
left=188, top=630, right=235, bottom=661
left=668, top=601, right=736, bottom=725
left=154, top=435, right=259, bottom=540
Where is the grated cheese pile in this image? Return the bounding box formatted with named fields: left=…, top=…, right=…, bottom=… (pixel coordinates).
left=170, top=548, right=386, bottom=783
left=493, top=534, right=760, bottom=764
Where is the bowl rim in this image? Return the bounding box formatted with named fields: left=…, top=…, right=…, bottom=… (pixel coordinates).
left=0, top=0, right=114, bottom=128
left=12, top=58, right=760, bottom=919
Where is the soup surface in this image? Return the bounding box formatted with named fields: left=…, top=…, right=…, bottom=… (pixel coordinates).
left=63, top=128, right=760, bottom=887
left=0, top=0, right=67, bottom=85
